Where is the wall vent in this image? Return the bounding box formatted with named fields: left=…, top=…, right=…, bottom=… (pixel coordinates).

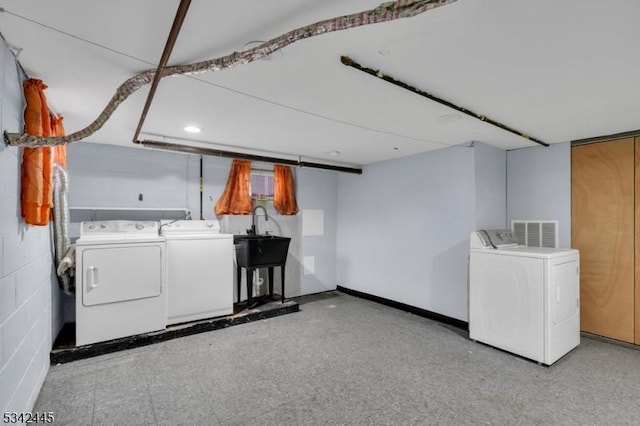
left=511, top=220, right=558, bottom=248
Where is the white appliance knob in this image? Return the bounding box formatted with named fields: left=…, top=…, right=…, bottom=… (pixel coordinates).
left=88, top=224, right=96, bottom=230
left=99, top=224, right=107, bottom=230
left=206, top=222, right=213, bottom=227
left=135, top=223, right=144, bottom=230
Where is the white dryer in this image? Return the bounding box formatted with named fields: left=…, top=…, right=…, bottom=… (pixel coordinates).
left=75, top=221, right=166, bottom=346
left=469, top=229, right=580, bottom=365
left=160, top=220, right=233, bottom=325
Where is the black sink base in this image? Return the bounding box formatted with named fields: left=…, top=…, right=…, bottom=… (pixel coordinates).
left=237, top=265, right=286, bottom=309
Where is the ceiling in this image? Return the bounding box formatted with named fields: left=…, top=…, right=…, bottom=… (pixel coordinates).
left=0, top=0, right=639, bottom=166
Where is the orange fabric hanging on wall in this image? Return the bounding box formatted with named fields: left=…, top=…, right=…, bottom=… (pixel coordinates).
left=214, top=159, right=253, bottom=215
left=21, top=79, right=52, bottom=226
left=273, top=164, right=299, bottom=215
left=51, top=115, right=67, bottom=168
left=37, top=82, right=54, bottom=224
left=21, top=147, right=44, bottom=225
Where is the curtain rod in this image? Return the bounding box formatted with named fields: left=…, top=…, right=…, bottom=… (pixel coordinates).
left=340, top=55, right=549, bottom=148
left=134, top=139, right=363, bottom=175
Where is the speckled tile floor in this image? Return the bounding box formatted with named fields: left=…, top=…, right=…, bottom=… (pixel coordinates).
left=35, top=292, right=640, bottom=425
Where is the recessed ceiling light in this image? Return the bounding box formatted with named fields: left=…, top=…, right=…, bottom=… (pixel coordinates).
left=437, top=114, right=462, bottom=123
left=184, top=125, right=201, bottom=133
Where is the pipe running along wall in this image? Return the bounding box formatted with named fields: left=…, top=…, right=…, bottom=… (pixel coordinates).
left=137, top=139, right=363, bottom=174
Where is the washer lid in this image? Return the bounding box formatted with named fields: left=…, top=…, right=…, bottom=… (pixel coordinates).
left=493, top=246, right=579, bottom=259
left=160, top=219, right=221, bottom=235
left=78, top=220, right=162, bottom=242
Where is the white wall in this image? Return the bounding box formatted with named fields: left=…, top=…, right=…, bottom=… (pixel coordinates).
left=67, top=143, right=338, bottom=298
left=68, top=143, right=193, bottom=213
left=506, top=142, right=571, bottom=248
left=474, top=142, right=507, bottom=229
left=0, top=38, right=60, bottom=413
left=337, top=146, right=477, bottom=321
left=198, top=155, right=232, bottom=220
left=297, top=168, right=338, bottom=295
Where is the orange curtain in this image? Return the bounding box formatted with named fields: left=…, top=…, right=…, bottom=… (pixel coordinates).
left=21, top=78, right=53, bottom=226
left=273, top=164, right=299, bottom=215
left=214, top=159, right=252, bottom=215
left=51, top=115, right=67, bottom=168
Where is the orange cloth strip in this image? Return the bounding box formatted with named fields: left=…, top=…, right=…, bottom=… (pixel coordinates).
left=214, top=159, right=252, bottom=215
left=51, top=115, right=67, bottom=168
left=273, top=164, right=299, bottom=215
left=20, top=78, right=57, bottom=226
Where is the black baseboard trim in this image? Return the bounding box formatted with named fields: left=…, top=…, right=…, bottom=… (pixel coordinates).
left=336, top=286, right=468, bottom=331
left=51, top=299, right=299, bottom=364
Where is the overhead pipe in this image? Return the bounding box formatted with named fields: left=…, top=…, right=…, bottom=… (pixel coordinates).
left=132, top=0, right=191, bottom=142
left=5, top=0, right=458, bottom=148
left=137, top=139, right=363, bottom=174
left=199, top=155, right=204, bottom=220
left=340, top=55, right=549, bottom=148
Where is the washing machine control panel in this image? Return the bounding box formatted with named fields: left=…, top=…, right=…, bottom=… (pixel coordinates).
left=80, top=220, right=160, bottom=238
left=471, top=229, right=519, bottom=249
left=159, top=220, right=221, bottom=234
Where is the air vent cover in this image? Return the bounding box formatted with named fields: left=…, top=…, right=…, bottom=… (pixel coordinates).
left=511, top=220, right=558, bottom=248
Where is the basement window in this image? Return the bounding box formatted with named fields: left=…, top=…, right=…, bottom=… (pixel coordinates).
left=250, top=170, right=274, bottom=201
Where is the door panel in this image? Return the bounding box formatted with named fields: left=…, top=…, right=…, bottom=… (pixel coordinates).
left=82, top=245, right=162, bottom=306
left=572, top=138, right=634, bottom=343
left=636, top=137, right=640, bottom=344
left=552, top=259, right=579, bottom=325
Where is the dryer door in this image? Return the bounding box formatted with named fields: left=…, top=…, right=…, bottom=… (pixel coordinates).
left=82, top=244, right=162, bottom=306
left=551, top=259, right=579, bottom=325
left=545, top=254, right=580, bottom=364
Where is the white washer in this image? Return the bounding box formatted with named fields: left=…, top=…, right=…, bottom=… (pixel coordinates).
left=160, top=220, right=233, bottom=325
left=75, top=221, right=166, bottom=346
left=469, top=229, right=580, bottom=365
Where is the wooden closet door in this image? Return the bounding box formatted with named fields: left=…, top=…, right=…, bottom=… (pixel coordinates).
left=636, top=137, right=640, bottom=344
left=572, top=138, right=634, bottom=343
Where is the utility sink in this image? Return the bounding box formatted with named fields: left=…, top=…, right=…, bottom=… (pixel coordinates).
left=233, top=235, right=291, bottom=268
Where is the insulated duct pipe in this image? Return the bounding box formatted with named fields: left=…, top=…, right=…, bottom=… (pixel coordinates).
left=53, top=164, right=74, bottom=295
left=5, top=0, right=459, bottom=148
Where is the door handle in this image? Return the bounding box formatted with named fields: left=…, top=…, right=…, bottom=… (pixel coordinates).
left=87, top=266, right=99, bottom=291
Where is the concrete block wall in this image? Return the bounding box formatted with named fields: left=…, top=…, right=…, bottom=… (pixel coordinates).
left=0, top=38, right=60, bottom=412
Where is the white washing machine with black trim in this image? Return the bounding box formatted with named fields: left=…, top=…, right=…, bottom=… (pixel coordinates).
left=75, top=220, right=166, bottom=346
left=160, top=219, right=233, bottom=325
left=469, top=229, right=580, bottom=365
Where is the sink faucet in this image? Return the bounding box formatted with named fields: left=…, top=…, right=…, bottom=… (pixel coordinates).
left=250, top=205, right=269, bottom=235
